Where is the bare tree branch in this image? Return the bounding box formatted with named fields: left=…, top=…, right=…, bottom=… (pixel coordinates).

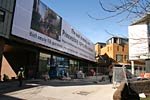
left=88, top=0, right=150, bottom=21
left=104, top=30, right=116, bottom=37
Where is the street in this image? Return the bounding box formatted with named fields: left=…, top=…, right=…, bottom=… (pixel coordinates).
left=0, top=78, right=116, bottom=100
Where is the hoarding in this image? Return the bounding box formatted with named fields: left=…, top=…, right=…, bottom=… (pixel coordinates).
left=128, top=24, right=149, bottom=60
left=11, top=0, right=95, bottom=62
left=61, top=20, right=95, bottom=61
left=31, top=0, right=62, bottom=41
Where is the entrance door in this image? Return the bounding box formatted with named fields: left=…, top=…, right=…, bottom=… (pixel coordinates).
left=3, top=44, right=38, bottom=79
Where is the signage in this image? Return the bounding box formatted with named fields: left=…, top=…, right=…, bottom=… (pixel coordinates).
left=11, top=0, right=95, bottom=61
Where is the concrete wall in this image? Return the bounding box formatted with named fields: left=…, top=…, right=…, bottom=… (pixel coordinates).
left=0, top=0, right=15, bottom=38
left=113, top=80, right=150, bottom=100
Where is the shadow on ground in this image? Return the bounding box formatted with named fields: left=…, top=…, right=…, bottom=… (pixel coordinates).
left=0, top=94, right=22, bottom=100
left=38, top=79, right=111, bottom=87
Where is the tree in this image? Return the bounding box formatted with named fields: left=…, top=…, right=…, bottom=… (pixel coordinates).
left=88, top=0, right=150, bottom=22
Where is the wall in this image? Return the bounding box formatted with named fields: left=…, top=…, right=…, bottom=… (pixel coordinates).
left=101, top=43, right=129, bottom=63
left=0, top=0, right=15, bottom=38
left=128, top=24, right=149, bottom=60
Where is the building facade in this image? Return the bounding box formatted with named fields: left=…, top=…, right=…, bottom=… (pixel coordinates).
left=95, top=42, right=108, bottom=74
left=95, top=37, right=129, bottom=75
left=98, top=37, right=129, bottom=64
left=128, top=14, right=150, bottom=73
left=95, top=42, right=106, bottom=56
left=0, top=0, right=96, bottom=80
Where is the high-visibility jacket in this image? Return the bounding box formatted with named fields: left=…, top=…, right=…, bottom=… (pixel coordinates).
left=18, top=71, right=24, bottom=79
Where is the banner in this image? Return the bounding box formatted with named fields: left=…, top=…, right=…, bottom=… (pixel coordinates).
left=11, top=0, right=95, bottom=62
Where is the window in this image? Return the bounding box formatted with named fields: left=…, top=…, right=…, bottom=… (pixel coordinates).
left=116, top=55, right=123, bottom=62
left=122, top=46, right=124, bottom=51
left=114, top=38, right=117, bottom=43
left=120, top=38, right=128, bottom=45
left=117, top=46, right=119, bottom=51
left=107, top=47, right=109, bottom=52
left=0, top=10, right=5, bottom=22
left=39, top=53, right=51, bottom=73
left=124, top=55, right=129, bottom=61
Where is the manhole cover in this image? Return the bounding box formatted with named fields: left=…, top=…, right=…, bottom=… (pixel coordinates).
left=75, top=91, right=92, bottom=96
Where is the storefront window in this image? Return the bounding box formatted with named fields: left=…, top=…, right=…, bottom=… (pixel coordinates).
left=69, top=59, right=79, bottom=75
left=49, top=55, right=69, bottom=78
left=52, top=56, right=69, bottom=68
left=39, top=53, right=51, bottom=75
left=79, top=61, right=89, bottom=73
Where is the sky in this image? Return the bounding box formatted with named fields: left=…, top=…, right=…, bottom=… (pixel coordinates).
left=41, top=0, right=131, bottom=44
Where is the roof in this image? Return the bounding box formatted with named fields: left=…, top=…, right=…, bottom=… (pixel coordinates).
left=130, top=14, right=150, bottom=25
left=106, top=36, right=128, bottom=41
left=95, top=42, right=106, bottom=45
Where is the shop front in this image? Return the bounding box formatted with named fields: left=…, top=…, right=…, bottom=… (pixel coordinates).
left=0, top=0, right=96, bottom=81
left=38, top=52, right=93, bottom=79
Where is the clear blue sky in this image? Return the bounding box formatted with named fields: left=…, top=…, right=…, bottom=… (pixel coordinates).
left=42, top=0, right=131, bottom=44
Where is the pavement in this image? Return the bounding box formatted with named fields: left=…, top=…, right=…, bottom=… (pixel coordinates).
left=0, top=76, right=117, bottom=100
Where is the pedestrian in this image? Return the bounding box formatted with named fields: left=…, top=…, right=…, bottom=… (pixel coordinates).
left=17, top=67, right=24, bottom=87
left=108, top=68, right=113, bottom=83
left=90, top=69, right=95, bottom=76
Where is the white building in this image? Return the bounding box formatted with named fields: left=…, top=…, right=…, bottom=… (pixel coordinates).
left=128, top=14, right=150, bottom=73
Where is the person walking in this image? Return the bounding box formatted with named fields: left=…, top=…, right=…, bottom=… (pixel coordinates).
left=18, top=67, right=24, bottom=87
left=90, top=69, right=95, bottom=76
left=108, top=68, right=113, bottom=83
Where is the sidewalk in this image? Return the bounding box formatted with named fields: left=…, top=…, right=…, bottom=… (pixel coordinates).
left=0, top=77, right=115, bottom=100
left=0, top=75, right=109, bottom=92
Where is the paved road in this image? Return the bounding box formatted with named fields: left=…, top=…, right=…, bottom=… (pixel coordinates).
left=0, top=78, right=116, bottom=100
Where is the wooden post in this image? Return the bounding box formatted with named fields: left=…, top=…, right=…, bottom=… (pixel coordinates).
left=131, top=61, right=134, bottom=75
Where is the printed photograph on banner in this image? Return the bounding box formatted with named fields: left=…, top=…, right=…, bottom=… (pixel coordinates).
left=31, top=0, right=62, bottom=41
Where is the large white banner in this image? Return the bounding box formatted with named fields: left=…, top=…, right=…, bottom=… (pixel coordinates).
left=128, top=24, right=149, bottom=60
left=12, top=0, right=95, bottom=61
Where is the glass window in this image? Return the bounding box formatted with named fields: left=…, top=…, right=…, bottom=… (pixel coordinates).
left=39, top=53, right=51, bottom=74
left=107, top=47, right=109, bottom=52
left=69, top=59, right=79, bottom=74
left=50, top=55, right=68, bottom=67
left=116, top=55, right=123, bottom=62
left=124, top=55, right=129, bottom=61
left=122, top=46, right=124, bottom=51
left=120, top=38, right=128, bottom=45
left=117, top=46, right=119, bottom=51
left=0, top=10, right=5, bottom=22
